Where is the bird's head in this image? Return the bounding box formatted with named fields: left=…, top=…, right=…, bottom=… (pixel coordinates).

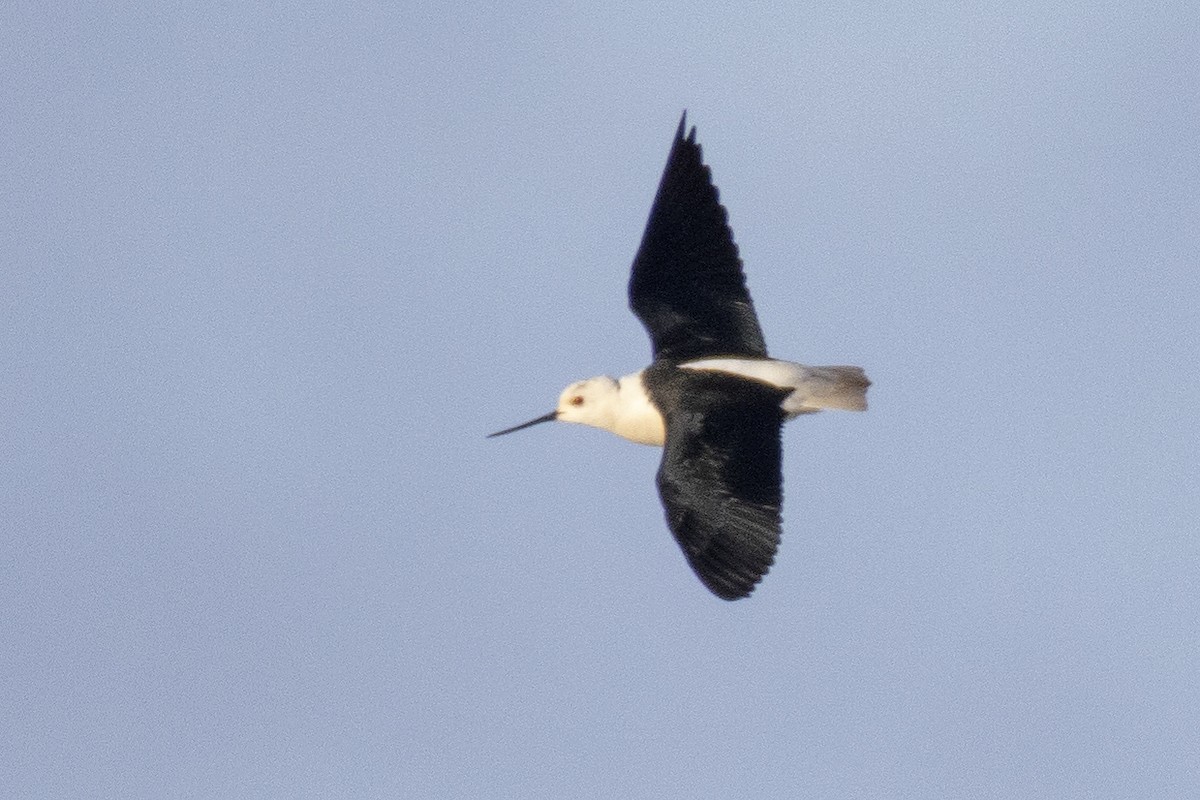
left=488, top=375, right=620, bottom=438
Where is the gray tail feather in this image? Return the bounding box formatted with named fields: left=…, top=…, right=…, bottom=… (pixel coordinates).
left=806, top=366, right=870, bottom=412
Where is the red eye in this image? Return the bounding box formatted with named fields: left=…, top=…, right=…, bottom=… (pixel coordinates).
left=570, top=396, right=584, bottom=406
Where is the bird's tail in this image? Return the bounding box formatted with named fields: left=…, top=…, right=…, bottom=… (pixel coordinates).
left=792, top=366, right=871, bottom=413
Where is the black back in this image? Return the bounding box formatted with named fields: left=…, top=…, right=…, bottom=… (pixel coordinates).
left=628, top=115, right=768, bottom=363
left=646, top=363, right=786, bottom=600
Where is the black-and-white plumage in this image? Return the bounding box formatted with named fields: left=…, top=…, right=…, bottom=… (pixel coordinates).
left=490, top=114, right=869, bottom=600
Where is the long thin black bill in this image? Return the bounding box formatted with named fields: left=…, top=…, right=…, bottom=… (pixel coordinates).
left=487, top=411, right=558, bottom=438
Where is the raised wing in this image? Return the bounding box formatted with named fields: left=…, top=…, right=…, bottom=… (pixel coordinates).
left=628, top=114, right=768, bottom=363
left=650, top=366, right=785, bottom=600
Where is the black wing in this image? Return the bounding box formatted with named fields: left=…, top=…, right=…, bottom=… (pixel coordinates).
left=649, top=366, right=785, bottom=600
left=628, top=114, right=768, bottom=363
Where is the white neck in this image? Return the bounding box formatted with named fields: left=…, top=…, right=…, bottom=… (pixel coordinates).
left=611, top=371, right=666, bottom=446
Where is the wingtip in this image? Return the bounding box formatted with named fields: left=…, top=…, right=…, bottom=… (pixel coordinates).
left=676, top=110, right=696, bottom=144
left=698, top=563, right=770, bottom=600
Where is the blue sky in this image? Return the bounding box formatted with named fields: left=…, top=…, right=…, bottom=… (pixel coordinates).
left=4, top=2, right=1198, bottom=797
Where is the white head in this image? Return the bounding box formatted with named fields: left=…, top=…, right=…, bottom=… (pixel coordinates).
left=488, top=375, right=621, bottom=437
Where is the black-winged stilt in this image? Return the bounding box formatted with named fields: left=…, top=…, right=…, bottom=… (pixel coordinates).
left=490, top=114, right=869, bottom=600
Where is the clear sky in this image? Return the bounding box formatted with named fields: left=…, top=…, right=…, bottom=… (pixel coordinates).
left=4, top=2, right=1198, bottom=798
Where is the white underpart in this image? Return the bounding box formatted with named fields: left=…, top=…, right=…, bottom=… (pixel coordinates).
left=612, top=371, right=667, bottom=445
left=681, top=358, right=870, bottom=417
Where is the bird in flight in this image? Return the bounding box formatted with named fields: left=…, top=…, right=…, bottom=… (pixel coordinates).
left=490, top=114, right=869, bottom=600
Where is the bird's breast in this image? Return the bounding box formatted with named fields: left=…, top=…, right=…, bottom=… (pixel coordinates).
left=614, top=371, right=667, bottom=446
